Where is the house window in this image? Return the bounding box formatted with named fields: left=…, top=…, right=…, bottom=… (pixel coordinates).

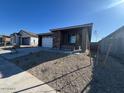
left=69, top=35, right=76, bottom=44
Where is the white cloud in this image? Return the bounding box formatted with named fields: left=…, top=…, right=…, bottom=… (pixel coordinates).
left=106, top=0, right=124, bottom=9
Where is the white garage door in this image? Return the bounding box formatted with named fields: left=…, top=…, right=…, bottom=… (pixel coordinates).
left=42, top=36, right=53, bottom=48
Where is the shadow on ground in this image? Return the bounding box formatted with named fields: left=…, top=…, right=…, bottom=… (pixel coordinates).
left=0, top=48, right=68, bottom=78
left=2, top=47, right=124, bottom=93
left=81, top=51, right=124, bottom=93
left=11, top=51, right=68, bottom=71
left=0, top=47, right=92, bottom=93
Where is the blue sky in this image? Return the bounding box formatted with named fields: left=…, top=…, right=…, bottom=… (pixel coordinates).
left=0, top=0, right=124, bottom=42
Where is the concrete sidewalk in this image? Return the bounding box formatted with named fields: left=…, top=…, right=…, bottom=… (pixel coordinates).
left=0, top=57, right=58, bottom=93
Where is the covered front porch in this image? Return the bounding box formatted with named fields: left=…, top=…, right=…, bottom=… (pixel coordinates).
left=60, top=28, right=82, bottom=51
left=11, top=36, right=30, bottom=46
left=21, top=37, right=30, bottom=45
left=53, top=28, right=84, bottom=51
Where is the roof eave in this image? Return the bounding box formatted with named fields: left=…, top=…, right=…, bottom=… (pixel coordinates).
left=50, top=23, right=93, bottom=32
left=38, top=32, right=53, bottom=36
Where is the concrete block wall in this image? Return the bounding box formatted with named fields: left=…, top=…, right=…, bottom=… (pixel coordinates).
left=99, top=26, right=124, bottom=60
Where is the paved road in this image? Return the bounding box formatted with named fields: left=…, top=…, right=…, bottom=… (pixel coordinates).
left=0, top=50, right=58, bottom=93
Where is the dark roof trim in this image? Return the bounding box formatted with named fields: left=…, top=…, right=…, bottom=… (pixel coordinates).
left=38, top=32, right=53, bottom=36
left=50, top=23, right=93, bottom=32
left=10, top=33, right=21, bottom=36
left=3, top=35, right=10, bottom=38
left=0, top=35, right=10, bottom=38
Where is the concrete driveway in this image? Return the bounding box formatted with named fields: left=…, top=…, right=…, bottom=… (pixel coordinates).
left=0, top=47, right=45, bottom=59
left=0, top=47, right=72, bottom=60
left=0, top=48, right=58, bottom=93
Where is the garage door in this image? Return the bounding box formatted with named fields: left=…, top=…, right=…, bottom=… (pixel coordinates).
left=42, top=37, right=53, bottom=48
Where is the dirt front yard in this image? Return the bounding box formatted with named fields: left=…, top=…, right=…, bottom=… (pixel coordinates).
left=10, top=50, right=124, bottom=93
left=11, top=51, right=92, bottom=93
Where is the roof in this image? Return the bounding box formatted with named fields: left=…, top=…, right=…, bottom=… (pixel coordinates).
left=50, top=23, right=93, bottom=32
left=3, top=35, right=10, bottom=38
left=0, top=35, right=10, bottom=38
left=50, top=23, right=93, bottom=42
left=10, top=33, right=21, bottom=36
left=38, top=32, right=53, bottom=36
left=19, top=30, right=38, bottom=37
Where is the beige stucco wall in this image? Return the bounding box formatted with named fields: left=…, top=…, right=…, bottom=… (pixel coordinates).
left=99, top=26, right=124, bottom=60
left=30, top=37, right=38, bottom=46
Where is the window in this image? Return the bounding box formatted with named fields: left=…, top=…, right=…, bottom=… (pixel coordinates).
left=69, top=35, right=76, bottom=44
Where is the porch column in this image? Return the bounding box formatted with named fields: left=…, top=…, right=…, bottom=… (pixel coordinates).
left=53, top=31, right=61, bottom=49
left=20, top=37, right=22, bottom=45
left=81, top=28, right=87, bottom=52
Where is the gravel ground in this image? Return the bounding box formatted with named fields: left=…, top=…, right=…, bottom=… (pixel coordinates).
left=11, top=50, right=124, bottom=93
left=11, top=51, right=92, bottom=93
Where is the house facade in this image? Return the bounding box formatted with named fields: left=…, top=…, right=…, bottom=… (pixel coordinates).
left=99, top=26, right=124, bottom=60
left=0, top=35, right=11, bottom=46
left=39, top=23, right=93, bottom=52
left=11, top=30, right=38, bottom=47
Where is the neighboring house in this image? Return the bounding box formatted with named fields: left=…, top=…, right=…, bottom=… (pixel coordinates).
left=39, top=23, right=93, bottom=52
left=0, top=35, right=11, bottom=46
left=11, top=30, right=38, bottom=46
left=99, top=26, right=124, bottom=60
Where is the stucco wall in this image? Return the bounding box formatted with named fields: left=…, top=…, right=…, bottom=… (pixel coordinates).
left=99, top=26, right=124, bottom=60
left=30, top=37, right=38, bottom=46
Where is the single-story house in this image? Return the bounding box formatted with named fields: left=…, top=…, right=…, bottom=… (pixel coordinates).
left=99, top=26, right=124, bottom=60
left=39, top=23, right=93, bottom=52
left=11, top=30, right=38, bottom=46
left=0, top=35, right=11, bottom=46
